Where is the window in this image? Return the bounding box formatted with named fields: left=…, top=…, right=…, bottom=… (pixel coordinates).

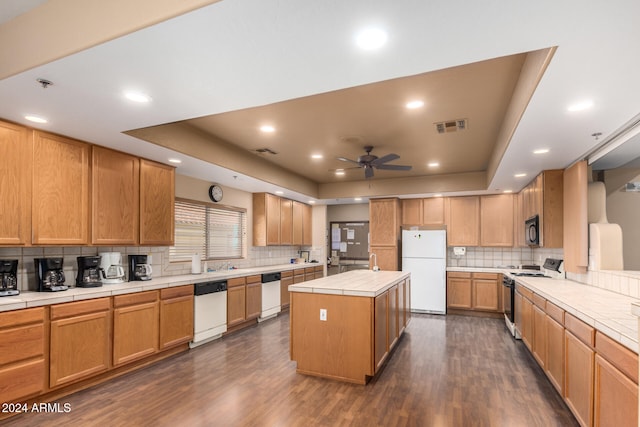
left=170, top=198, right=246, bottom=261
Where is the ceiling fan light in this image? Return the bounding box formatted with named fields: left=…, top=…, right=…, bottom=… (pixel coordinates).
left=406, top=100, right=424, bottom=109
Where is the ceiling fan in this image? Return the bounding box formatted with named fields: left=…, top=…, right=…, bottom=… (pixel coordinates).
left=337, top=145, right=412, bottom=178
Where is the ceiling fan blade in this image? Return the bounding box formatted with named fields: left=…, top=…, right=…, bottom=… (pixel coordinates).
left=337, top=157, right=361, bottom=165
left=375, top=164, right=412, bottom=171
left=328, top=166, right=361, bottom=172
left=370, top=153, right=399, bottom=166
left=364, top=165, right=374, bottom=178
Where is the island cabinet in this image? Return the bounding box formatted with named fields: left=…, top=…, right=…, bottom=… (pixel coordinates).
left=32, top=131, right=90, bottom=245
left=446, top=272, right=501, bottom=315
left=445, top=196, right=479, bottom=246
left=91, top=146, right=140, bottom=245
left=113, top=291, right=159, bottom=366
left=370, top=198, right=401, bottom=270
left=139, top=159, right=175, bottom=246
left=564, top=313, right=595, bottom=427
left=159, top=286, right=194, bottom=350
left=281, top=270, right=294, bottom=309
left=49, top=298, right=111, bottom=388
left=0, top=307, right=46, bottom=403
left=0, top=120, right=31, bottom=245
left=479, top=194, right=514, bottom=247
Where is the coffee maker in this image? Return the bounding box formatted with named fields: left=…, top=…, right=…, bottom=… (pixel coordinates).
left=0, top=259, right=19, bottom=297
left=76, top=256, right=103, bottom=288
left=35, top=258, right=68, bottom=292
left=99, top=252, right=125, bottom=284
left=128, top=254, right=152, bottom=281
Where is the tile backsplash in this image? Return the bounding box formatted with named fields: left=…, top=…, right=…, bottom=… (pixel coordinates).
left=447, top=246, right=564, bottom=269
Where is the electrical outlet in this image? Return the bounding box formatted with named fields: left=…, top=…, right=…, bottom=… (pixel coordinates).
left=320, top=308, right=327, bottom=321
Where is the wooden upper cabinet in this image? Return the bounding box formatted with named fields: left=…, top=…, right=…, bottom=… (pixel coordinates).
left=253, top=193, right=281, bottom=246
left=280, top=198, right=293, bottom=245
left=302, top=202, right=312, bottom=246
left=292, top=201, right=303, bottom=245
left=139, top=159, right=175, bottom=246
left=32, top=131, right=90, bottom=245
left=401, top=199, right=423, bottom=225
left=514, top=191, right=525, bottom=247
left=423, top=197, right=445, bottom=225
left=0, top=121, right=31, bottom=245
left=370, top=198, right=400, bottom=246
left=446, top=196, right=479, bottom=246
left=91, top=146, right=140, bottom=245
left=541, top=170, right=564, bottom=248
left=480, top=194, right=514, bottom=247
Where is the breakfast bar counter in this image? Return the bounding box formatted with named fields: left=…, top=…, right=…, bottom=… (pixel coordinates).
left=289, top=270, right=410, bottom=384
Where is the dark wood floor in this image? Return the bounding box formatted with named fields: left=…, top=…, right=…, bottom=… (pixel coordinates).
left=5, top=313, right=578, bottom=427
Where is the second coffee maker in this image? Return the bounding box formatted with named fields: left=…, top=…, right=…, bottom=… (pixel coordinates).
left=129, top=254, right=152, bottom=281
left=76, top=256, right=103, bottom=287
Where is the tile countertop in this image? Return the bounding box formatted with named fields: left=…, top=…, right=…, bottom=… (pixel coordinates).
left=448, top=266, right=639, bottom=353
left=0, top=262, right=323, bottom=313
left=289, top=270, right=410, bottom=298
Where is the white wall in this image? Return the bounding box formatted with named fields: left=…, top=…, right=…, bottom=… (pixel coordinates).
left=607, top=187, right=640, bottom=270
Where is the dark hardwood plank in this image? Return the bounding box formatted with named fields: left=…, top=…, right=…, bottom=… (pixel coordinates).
left=4, top=314, right=578, bottom=426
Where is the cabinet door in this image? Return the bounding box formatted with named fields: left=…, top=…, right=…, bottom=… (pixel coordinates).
left=0, top=121, right=31, bottom=245
left=423, top=197, right=445, bottom=225
left=281, top=276, right=293, bottom=308
left=532, top=304, right=547, bottom=369
left=374, top=292, right=389, bottom=372
left=594, top=355, right=638, bottom=427
left=227, top=285, right=246, bottom=327
left=564, top=330, right=595, bottom=427
left=113, top=294, right=159, bottom=366
left=401, top=199, right=423, bottom=225
left=32, top=131, right=89, bottom=245
left=292, top=201, right=303, bottom=245
left=397, top=279, right=406, bottom=331
left=302, top=203, right=312, bottom=246
left=480, top=194, right=514, bottom=247
left=472, top=278, right=499, bottom=311
left=446, top=196, right=479, bottom=246
left=246, top=281, right=261, bottom=320
left=50, top=302, right=110, bottom=388
left=546, top=315, right=564, bottom=394
left=280, top=198, right=293, bottom=245
left=370, top=199, right=400, bottom=246
left=447, top=277, right=472, bottom=309
left=266, top=193, right=281, bottom=245
left=388, top=285, right=399, bottom=350
left=514, top=291, right=523, bottom=336
left=520, top=296, right=533, bottom=350
left=139, top=159, right=175, bottom=245
left=92, top=146, right=140, bottom=245
left=159, top=286, right=194, bottom=350
left=370, top=246, right=398, bottom=271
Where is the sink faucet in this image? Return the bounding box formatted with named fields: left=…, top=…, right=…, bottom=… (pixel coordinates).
left=370, top=253, right=380, bottom=271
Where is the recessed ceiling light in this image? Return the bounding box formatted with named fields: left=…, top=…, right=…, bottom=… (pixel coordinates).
left=514, top=173, right=527, bottom=178
left=533, top=148, right=550, bottom=154
left=335, top=169, right=345, bottom=176
left=275, top=190, right=284, bottom=195
left=311, top=154, right=323, bottom=159
left=24, top=115, right=48, bottom=124
left=354, top=197, right=362, bottom=201
left=428, top=162, right=440, bottom=168
left=503, top=190, right=513, bottom=193
left=406, top=100, right=424, bottom=109
left=168, top=158, right=182, bottom=164
left=433, top=194, right=443, bottom=197
left=355, top=28, right=388, bottom=50
left=260, top=125, right=275, bottom=133
left=567, top=100, right=594, bottom=112
left=124, top=91, right=152, bottom=103
left=308, top=201, right=316, bottom=204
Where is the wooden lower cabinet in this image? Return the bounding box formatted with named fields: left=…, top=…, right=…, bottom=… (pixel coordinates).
left=314, top=265, right=324, bottom=280
left=246, top=275, right=262, bottom=320
left=374, top=292, right=389, bottom=372
left=50, top=298, right=111, bottom=388
left=472, top=273, right=500, bottom=311
left=546, top=314, right=565, bottom=394
left=447, top=272, right=472, bottom=309
left=532, top=304, right=547, bottom=369
left=519, top=290, right=533, bottom=350
left=113, top=291, right=159, bottom=366
left=293, top=268, right=305, bottom=284
left=160, top=286, right=194, bottom=349
left=281, top=271, right=293, bottom=309
left=388, top=285, right=399, bottom=349
left=0, top=307, right=46, bottom=403
left=227, top=277, right=247, bottom=327
left=304, top=267, right=315, bottom=282
left=564, top=327, right=595, bottom=427
left=594, top=355, right=637, bottom=427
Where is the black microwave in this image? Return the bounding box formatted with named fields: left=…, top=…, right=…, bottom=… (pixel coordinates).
left=525, top=215, right=540, bottom=246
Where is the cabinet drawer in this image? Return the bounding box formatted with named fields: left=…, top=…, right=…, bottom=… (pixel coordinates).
left=596, top=331, right=638, bottom=383
left=114, top=290, right=158, bottom=308
left=545, top=301, right=564, bottom=325
left=281, top=270, right=293, bottom=278
left=294, top=268, right=305, bottom=275
left=515, top=284, right=533, bottom=301
left=51, top=297, right=110, bottom=320
left=228, top=277, right=246, bottom=288
left=314, top=265, right=323, bottom=273
left=0, top=307, right=44, bottom=329
left=565, top=312, right=595, bottom=347
left=533, top=293, right=546, bottom=309
left=472, top=272, right=499, bottom=280
left=0, top=323, right=44, bottom=365
left=447, top=272, right=471, bottom=279
left=0, top=359, right=45, bottom=402
left=161, top=285, right=193, bottom=299
left=305, top=267, right=315, bottom=274
left=246, top=274, right=261, bottom=284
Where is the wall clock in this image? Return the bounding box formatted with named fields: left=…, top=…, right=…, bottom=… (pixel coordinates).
left=208, top=184, right=223, bottom=202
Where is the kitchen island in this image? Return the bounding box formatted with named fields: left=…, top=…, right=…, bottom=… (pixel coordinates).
left=289, top=270, right=411, bottom=384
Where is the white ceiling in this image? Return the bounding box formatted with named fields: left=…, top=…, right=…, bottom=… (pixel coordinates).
left=1, top=0, right=639, bottom=204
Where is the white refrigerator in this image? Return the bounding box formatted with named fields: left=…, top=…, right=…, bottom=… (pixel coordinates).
left=401, top=229, right=447, bottom=314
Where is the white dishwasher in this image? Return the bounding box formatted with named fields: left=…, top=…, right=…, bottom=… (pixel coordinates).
left=259, top=272, right=281, bottom=322
left=190, top=280, right=227, bottom=348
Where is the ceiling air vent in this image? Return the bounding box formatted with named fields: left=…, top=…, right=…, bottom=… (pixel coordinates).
left=435, top=118, right=468, bottom=134
left=253, top=148, right=278, bottom=155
